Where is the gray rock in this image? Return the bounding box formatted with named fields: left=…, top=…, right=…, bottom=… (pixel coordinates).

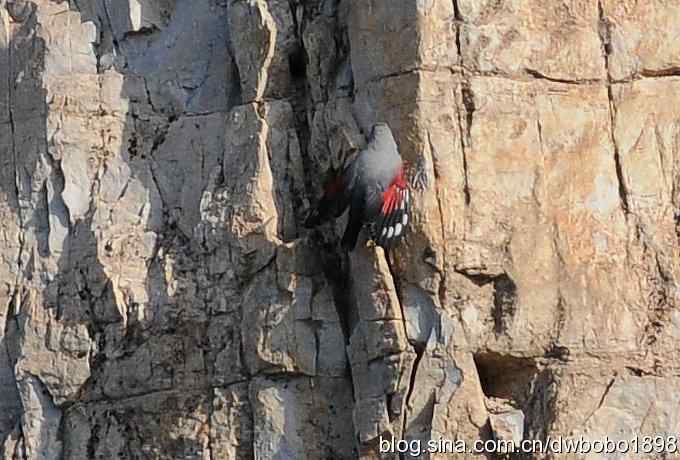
left=488, top=404, right=525, bottom=447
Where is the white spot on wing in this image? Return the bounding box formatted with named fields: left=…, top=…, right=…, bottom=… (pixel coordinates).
left=394, top=223, right=402, bottom=236
left=381, top=227, right=387, bottom=237
left=402, top=214, right=408, bottom=226
left=387, top=227, right=394, bottom=238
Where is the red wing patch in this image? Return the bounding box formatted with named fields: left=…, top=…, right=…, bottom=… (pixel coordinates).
left=371, top=184, right=410, bottom=249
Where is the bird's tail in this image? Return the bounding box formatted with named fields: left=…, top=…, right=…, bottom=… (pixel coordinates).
left=340, top=207, right=363, bottom=250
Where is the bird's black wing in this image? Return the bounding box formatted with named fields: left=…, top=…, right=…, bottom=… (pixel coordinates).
left=367, top=182, right=410, bottom=250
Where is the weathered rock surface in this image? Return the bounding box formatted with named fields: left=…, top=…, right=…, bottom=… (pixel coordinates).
left=1, top=0, right=679, bottom=459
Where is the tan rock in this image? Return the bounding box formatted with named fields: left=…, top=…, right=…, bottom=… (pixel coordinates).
left=602, top=0, right=680, bottom=81
left=458, top=0, right=605, bottom=81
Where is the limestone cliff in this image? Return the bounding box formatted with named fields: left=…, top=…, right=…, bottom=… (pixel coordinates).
left=1, top=1, right=679, bottom=459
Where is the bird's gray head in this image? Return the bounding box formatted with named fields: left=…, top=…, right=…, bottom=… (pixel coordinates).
left=369, top=123, right=392, bottom=141
left=368, top=122, right=394, bottom=144
left=366, top=122, right=401, bottom=163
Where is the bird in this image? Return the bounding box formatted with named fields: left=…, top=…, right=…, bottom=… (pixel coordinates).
left=305, top=123, right=410, bottom=251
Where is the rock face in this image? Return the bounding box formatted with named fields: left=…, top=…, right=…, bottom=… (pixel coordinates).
left=1, top=0, right=679, bottom=459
